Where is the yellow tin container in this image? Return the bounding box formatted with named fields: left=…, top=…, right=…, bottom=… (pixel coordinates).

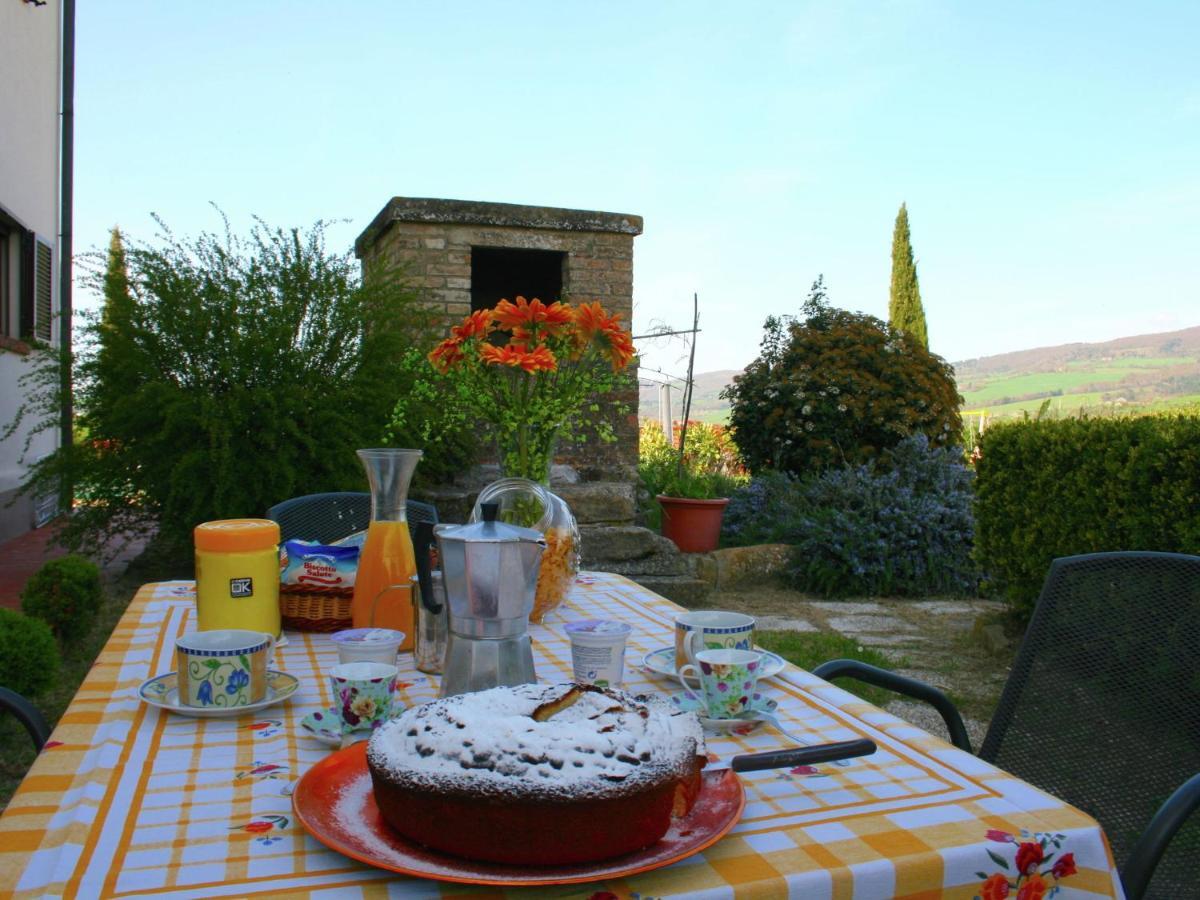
left=194, top=519, right=281, bottom=637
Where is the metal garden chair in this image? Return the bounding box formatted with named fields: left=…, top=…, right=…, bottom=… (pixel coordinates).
left=0, top=686, right=51, bottom=752
left=814, top=551, right=1200, bottom=900
left=265, top=492, right=438, bottom=544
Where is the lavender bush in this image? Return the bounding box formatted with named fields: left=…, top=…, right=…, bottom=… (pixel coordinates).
left=787, top=434, right=977, bottom=597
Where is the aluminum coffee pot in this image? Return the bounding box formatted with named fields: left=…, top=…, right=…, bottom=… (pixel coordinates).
left=434, top=502, right=546, bottom=697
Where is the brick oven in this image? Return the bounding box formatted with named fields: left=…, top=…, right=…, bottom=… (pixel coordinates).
left=354, top=197, right=643, bottom=525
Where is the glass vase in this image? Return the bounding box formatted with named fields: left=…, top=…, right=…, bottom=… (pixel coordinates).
left=473, top=430, right=579, bottom=624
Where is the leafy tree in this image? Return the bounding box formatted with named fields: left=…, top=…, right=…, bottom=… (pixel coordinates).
left=723, top=278, right=962, bottom=476
left=8, top=214, right=436, bottom=558
left=888, top=203, right=928, bottom=347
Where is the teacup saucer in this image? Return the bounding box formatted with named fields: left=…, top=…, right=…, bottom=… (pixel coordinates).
left=668, top=691, right=779, bottom=733
left=139, top=670, right=298, bottom=718
left=300, top=705, right=404, bottom=747
left=643, top=647, right=787, bottom=685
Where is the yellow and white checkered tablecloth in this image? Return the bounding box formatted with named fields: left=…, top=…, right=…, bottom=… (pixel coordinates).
left=0, top=573, right=1124, bottom=899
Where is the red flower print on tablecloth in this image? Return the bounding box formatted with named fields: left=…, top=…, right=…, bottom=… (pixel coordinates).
left=241, top=719, right=282, bottom=738
left=1016, top=874, right=1048, bottom=900
left=980, top=873, right=1010, bottom=900
left=1051, top=854, right=1076, bottom=879
left=235, top=761, right=289, bottom=782
left=973, top=828, right=1073, bottom=900
left=43, top=740, right=63, bottom=750
left=773, top=764, right=827, bottom=782
left=1015, top=841, right=1043, bottom=875
left=232, top=814, right=289, bottom=846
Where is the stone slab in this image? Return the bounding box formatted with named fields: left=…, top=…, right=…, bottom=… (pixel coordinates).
left=708, top=544, right=791, bottom=587
left=554, top=481, right=636, bottom=525
left=807, top=601, right=887, bottom=614
left=825, top=615, right=917, bottom=634
left=755, top=615, right=819, bottom=633
left=579, top=525, right=677, bottom=565
left=854, top=633, right=930, bottom=647
left=906, top=601, right=999, bottom=616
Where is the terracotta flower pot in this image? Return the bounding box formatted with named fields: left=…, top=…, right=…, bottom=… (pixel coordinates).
left=657, top=496, right=730, bottom=554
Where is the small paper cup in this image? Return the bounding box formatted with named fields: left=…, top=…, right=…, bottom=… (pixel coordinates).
left=330, top=628, right=404, bottom=666
left=564, top=619, right=632, bottom=688
left=329, top=661, right=398, bottom=733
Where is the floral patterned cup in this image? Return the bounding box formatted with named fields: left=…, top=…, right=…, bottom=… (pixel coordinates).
left=677, top=648, right=765, bottom=719
left=176, top=629, right=273, bottom=708
left=329, top=661, right=398, bottom=733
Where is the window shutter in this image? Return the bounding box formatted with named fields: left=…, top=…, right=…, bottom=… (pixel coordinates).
left=34, top=239, right=53, bottom=342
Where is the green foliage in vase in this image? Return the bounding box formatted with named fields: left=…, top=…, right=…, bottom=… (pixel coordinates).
left=384, top=346, right=480, bottom=486
left=5, top=214, right=435, bottom=557
left=888, top=203, right=927, bottom=348
left=723, top=277, right=962, bottom=478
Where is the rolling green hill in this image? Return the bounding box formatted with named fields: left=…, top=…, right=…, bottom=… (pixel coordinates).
left=955, top=325, right=1200, bottom=419
left=638, top=325, right=1200, bottom=424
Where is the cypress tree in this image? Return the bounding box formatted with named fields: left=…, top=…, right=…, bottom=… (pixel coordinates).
left=888, top=203, right=928, bottom=348
left=92, top=227, right=141, bottom=407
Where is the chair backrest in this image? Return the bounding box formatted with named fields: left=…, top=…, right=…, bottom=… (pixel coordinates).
left=266, top=492, right=438, bottom=544
left=980, top=552, right=1200, bottom=897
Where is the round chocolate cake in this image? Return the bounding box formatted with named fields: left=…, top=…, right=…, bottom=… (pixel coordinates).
left=365, top=682, right=707, bottom=865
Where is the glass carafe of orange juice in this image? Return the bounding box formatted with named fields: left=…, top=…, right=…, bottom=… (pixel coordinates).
left=351, top=449, right=422, bottom=649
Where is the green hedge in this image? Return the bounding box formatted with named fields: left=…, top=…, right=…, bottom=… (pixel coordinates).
left=974, top=414, right=1200, bottom=618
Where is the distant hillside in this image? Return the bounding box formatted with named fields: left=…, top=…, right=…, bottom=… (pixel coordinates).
left=639, top=370, right=739, bottom=424
left=956, top=325, right=1200, bottom=418
left=637, top=325, right=1200, bottom=424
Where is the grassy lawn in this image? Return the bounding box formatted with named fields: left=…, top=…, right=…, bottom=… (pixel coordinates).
left=0, top=544, right=185, bottom=813
left=755, top=629, right=904, bottom=708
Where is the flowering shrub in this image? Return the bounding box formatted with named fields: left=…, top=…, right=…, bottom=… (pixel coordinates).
left=723, top=297, right=962, bottom=477
left=428, top=297, right=635, bottom=480
left=721, top=470, right=804, bottom=547
left=784, top=434, right=977, bottom=597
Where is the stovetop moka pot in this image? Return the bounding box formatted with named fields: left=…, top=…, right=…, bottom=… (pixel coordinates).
left=434, top=502, right=546, bottom=697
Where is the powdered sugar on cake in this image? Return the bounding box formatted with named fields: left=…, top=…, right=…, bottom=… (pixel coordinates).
left=367, top=683, right=705, bottom=800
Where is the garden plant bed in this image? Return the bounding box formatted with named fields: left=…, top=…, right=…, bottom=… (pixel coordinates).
left=679, top=584, right=1013, bottom=751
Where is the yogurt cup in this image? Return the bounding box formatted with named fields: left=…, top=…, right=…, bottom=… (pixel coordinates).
left=564, top=619, right=632, bottom=688
left=330, top=628, right=404, bottom=666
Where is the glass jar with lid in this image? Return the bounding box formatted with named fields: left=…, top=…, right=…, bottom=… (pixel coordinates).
left=470, top=478, right=579, bottom=624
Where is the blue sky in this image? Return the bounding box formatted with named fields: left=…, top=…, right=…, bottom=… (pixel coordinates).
left=75, top=1, right=1200, bottom=378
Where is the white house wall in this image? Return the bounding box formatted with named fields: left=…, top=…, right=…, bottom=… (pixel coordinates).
left=0, top=0, right=62, bottom=542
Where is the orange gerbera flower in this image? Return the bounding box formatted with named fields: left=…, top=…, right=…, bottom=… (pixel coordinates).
left=493, top=296, right=573, bottom=334
left=480, top=342, right=557, bottom=373
left=600, top=322, right=636, bottom=370
left=451, top=309, right=494, bottom=341
left=573, top=301, right=613, bottom=340
left=428, top=336, right=465, bottom=373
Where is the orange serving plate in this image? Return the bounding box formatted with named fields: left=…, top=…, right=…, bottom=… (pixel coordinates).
left=292, top=741, right=746, bottom=887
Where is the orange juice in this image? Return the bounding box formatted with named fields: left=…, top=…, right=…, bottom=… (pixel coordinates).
left=351, top=519, right=416, bottom=648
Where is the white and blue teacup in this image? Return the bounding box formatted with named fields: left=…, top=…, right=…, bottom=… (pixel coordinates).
left=674, top=610, right=755, bottom=671
left=176, top=629, right=273, bottom=708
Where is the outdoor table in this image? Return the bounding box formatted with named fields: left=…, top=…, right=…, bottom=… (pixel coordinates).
left=0, top=573, right=1125, bottom=899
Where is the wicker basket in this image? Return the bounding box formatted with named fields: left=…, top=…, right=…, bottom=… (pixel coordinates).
left=279, top=587, right=353, bottom=632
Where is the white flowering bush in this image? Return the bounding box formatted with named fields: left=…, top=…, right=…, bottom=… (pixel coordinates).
left=722, top=288, right=962, bottom=477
